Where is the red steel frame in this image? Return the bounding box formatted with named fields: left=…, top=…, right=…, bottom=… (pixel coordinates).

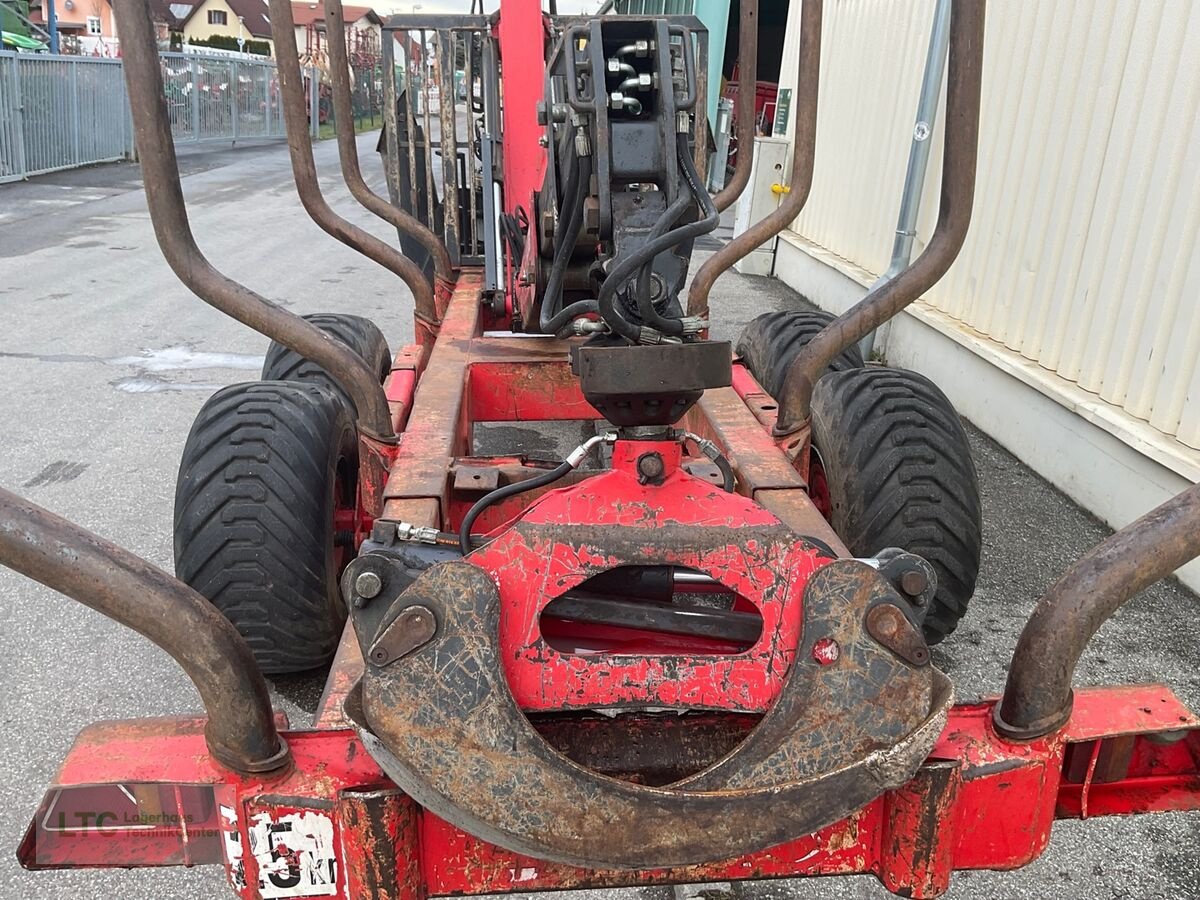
left=17, top=1, right=1200, bottom=895
left=19, top=277, right=1200, bottom=899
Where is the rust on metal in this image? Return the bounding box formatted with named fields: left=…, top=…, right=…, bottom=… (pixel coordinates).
left=434, top=29, right=461, bottom=257
left=337, top=788, right=421, bottom=900
left=532, top=711, right=755, bottom=786
left=686, top=0, right=822, bottom=319
left=866, top=603, right=930, bottom=667
left=0, top=488, right=288, bottom=774
left=712, top=0, right=759, bottom=213
left=774, top=0, right=986, bottom=431
left=322, top=0, right=454, bottom=285
left=368, top=604, right=438, bottom=666
left=878, top=758, right=962, bottom=897
left=996, top=480, right=1200, bottom=740
left=687, top=387, right=847, bottom=551
left=264, top=0, right=438, bottom=342
left=109, top=0, right=396, bottom=442
left=351, top=559, right=949, bottom=869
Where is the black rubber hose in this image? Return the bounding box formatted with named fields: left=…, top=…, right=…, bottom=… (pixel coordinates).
left=459, top=461, right=573, bottom=553
left=540, top=154, right=598, bottom=333
left=714, top=452, right=735, bottom=492
left=637, top=132, right=722, bottom=335
left=597, top=134, right=720, bottom=341
left=635, top=190, right=692, bottom=334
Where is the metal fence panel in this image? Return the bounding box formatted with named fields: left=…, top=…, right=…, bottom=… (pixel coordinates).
left=160, top=53, right=289, bottom=144
left=1, top=49, right=290, bottom=183
left=0, top=52, right=131, bottom=180
left=0, top=54, right=27, bottom=183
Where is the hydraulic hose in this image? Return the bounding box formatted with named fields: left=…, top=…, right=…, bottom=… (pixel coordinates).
left=680, top=431, right=735, bottom=493
left=459, top=434, right=617, bottom=552
left=540, top=152, right=598, bottom=333
left=459, top=462, right=572, bottom=554
left=635, top=191, right=693, bottom=335
left=598, top=134, right=720, bottom=342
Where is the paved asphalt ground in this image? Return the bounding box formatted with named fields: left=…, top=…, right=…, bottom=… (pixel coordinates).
left=1, top=135, right=1198, bottom=900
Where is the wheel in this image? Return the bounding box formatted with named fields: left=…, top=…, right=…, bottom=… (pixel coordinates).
left=810, top=367, right=983, bottom=643
left=735, top=308, right=864, bottom=400
left=261, top=313, right=391, bottom=413
left=174, top=381, right=358, bottom=674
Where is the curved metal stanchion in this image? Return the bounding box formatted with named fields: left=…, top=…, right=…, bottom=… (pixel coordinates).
left=687, top=0, right=821, bottom=319
left=773, top=0, right=985, bottom=433
left=322, top=0, right=455, bottom=288
left=0, top=488, right=289, bottom=774
left=264, top=0, right=439, bottom=335
left=995, top=482, right=1200, bottom=740
left=711, top=0, right=759, bottom=214
left=109, top=0, right=396, bottom=442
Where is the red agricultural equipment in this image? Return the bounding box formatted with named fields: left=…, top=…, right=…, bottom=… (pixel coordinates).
left=5, top=0, right=1200, bottom=897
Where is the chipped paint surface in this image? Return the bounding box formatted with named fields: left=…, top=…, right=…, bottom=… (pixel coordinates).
left=248, top=811, right=338, bottom=898
left=221, top=804, right=248, bottom=892
left=468, top=460, right=827, bottom=713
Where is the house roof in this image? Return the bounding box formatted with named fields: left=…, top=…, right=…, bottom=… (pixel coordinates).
left=175, top=0, right=274, bottom=39
left=290, top=2, right=380, bottom=28
left=152, top=0, right=191, bottom=29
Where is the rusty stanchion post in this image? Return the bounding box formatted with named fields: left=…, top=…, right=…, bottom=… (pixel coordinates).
left=0, top=488, right=289, bottom=774
left=773, top=0, right=986, bottom=434
left=995, top=482, right=1200, bottom=740
left=711, top=0, right=759, bottom=214
left=110, top=0, right=396, bottom=442
left=264, top=0, right=440, bottom=336
left=687, top=0, right=822, bottom=320
left=323, top=0, right=455, bottom=287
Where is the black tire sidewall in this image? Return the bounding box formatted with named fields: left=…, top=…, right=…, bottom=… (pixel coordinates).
left=174, top=381, right=358, bottom=673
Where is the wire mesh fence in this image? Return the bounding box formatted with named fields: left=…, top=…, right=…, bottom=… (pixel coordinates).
left=1, top=50, right=316, bottom=184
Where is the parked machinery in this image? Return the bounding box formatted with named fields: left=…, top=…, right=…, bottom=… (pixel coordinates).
left=5, top=1, right=1200, bottom=898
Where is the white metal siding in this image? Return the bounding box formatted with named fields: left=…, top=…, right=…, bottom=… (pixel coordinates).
left=779, top=0, right=1200, bottom=450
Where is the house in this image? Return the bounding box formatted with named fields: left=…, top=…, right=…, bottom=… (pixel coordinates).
left=28, top=0, right=119, bottom=55
left=289, top=1, right=380, bottom=67
left=176, top=0, right=273, bottom=54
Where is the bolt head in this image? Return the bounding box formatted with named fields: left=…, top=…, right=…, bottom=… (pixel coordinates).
left=354, top=570, right=383, bottom=600
left=609, top=91, right=625, bottom=110
left=636, top=452, right=665, bottom=481
left=900, top=569, right=928, bottom=597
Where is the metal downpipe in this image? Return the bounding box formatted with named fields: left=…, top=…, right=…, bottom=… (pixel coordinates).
left=686, top=0, right=822, bottom=319
left=773, top=0, right=985, bottom=433
left=711, top=0, right=759, bottom=214
left=0, top=488, right=289, bottom=775
left=322, top=0, right=454, bottom=286
left=264, top=0, right=438, bottom=332
left=110, top=0, right=396, bottom=442
left=859, top=0, right=953, bottom=361
left=994, top=482, right=1200, bottom=741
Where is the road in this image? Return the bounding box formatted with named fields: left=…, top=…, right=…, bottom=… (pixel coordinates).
left=0, top=134, right=1197, bottom=900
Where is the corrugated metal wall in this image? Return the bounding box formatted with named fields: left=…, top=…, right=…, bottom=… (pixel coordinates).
left=782, top=0, right=1200, bottom=450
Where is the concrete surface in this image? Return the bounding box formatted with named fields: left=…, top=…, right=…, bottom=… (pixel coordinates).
left=0, top=134, right=1198, bottom=900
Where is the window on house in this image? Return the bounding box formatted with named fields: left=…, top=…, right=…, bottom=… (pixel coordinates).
left=208, top=9, right=228, bottom=25
left=86, top=16, right=102, bottom=35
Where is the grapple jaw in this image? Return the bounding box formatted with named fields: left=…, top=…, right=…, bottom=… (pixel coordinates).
left=346, top=556, right=951, bottom=869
